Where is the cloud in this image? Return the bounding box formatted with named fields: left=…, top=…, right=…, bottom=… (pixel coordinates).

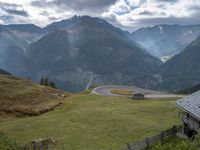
left=0, top=2, right=28, bottom=17
left=31, top=0, right=117, bottom=12
left=0, top=0, right=200, bottom=31
left=155, top=0, right=178, bottom=3
left=102, top=0, right=200, bottom=31
left=138, top=10, right=154, bottom=15
left=2, top=8, right=28, bottom=17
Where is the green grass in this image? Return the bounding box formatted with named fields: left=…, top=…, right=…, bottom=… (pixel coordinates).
left=0, top=94, right=180, bottom=150
left=0, top=132, right=21, bottom=150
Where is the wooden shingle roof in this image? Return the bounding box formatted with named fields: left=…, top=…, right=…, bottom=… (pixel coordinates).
left=176, top=90, right=200, bottom=120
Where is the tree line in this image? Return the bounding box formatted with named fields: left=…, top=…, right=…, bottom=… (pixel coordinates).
left=40, top=77, right=56, bottom=89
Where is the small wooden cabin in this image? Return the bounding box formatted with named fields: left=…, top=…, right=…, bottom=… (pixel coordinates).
left=176, top=91, right=200, bottom=138
left=133, top=93, right=145, bottom=100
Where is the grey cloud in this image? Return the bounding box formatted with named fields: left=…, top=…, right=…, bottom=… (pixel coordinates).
left=155, top=0, right=178, bottom=3
left=31, top=0, right=117, bottom=12
left=2, top=8, right=28, bottom=17
left=187, top=5, right=200, bottom=11
left=138, top=11, right=154, bottom=15
left=0, top=2, right=28, bottom=17
left=40, top=11, right=49, bottom=16
left=49, top=17, right=59, bottom=21
left=135, top=15, right=200, bottom=28
left=0, top=2, right=19, bottom=8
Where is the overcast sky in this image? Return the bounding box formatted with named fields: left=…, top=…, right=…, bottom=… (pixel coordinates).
left=0, top=0, right=200, bottom=31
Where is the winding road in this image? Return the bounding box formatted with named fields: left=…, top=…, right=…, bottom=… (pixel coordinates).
left=91, top=85, right=184, bottom=98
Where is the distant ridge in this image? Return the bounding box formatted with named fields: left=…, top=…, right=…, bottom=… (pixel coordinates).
left=131, top=24, right=200, bottom=58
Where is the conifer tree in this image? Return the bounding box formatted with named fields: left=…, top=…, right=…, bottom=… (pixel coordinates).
left=40, top=78, right=44, bottom=85
left=49, top=81, right=56, bottom=89
left=44, top=78, right=49, bottom=86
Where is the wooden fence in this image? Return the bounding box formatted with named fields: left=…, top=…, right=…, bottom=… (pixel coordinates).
left=121, top=125, right=182, bottom=150
left=23, top=138, right=56, bottom=150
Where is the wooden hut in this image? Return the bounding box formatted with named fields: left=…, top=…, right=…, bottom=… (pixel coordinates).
left=176, top=91, right=200, bottom=138
left=132, top=93, right=145, bottom=100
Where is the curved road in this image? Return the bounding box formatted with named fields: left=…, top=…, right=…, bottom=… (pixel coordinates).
left=92, top=85, right=184, bottom=98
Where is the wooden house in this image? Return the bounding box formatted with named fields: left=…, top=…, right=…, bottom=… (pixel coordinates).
left=176, top=91, right=200, bottom=138
left=133, top=93, right=145, bottom=100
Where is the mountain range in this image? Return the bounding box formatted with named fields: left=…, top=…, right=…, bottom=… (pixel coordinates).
left=0, top=15, right=200, bottom=91
left=26, top=16, right=161, bottom=91
left=131, top=24, right=200, bottom=60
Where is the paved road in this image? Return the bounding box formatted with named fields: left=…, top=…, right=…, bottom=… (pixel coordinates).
left=91, top=85, right=184, bottom=98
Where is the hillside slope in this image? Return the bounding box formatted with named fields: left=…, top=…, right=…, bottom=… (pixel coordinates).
left=26, top=16, right=161, bottom=91
left=158, top=35, right=200, bottom=90
left=0, top=75, right=68, bottom=116
left=0, top=27, right=35, bottom=78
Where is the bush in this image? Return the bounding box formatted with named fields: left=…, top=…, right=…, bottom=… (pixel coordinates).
left=152, top=134, right=200, bottom=150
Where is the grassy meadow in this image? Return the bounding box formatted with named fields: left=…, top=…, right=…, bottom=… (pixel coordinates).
left=0, top=94, right=181, bottom=150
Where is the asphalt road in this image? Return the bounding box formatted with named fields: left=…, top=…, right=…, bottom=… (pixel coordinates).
left=91, top=85, right=184, bottom=98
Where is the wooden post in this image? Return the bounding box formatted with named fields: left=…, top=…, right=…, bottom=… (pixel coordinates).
left=39, top=142, right=42, bottom=150
left=48, top=143, right=52, bottom=150
left=146, top=138, right=149, bottom=148
left=173, top=125, right=177, bottom=134
left=127, top=143, right=131, bottom=150
left=33, top=142, right=37, bottom=150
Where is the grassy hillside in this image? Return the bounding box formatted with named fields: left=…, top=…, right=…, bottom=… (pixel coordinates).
left=0, top=94, right=180, bottom=150
left=0, top=75, right=68, bottom=116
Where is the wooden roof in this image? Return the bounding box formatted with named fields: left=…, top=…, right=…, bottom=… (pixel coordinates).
left=176, top=90, right=200, bottom=120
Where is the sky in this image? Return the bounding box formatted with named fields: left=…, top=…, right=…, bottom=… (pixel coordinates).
left=0, top=0, right=200, bottom=31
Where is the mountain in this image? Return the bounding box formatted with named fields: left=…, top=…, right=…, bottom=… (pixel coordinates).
left=131, top=24, right=200, bottom=59
left=0, top=24, right=43, bottom=44
left=0, top=24, right=42, bottom=33
left=158, top=35, right=200, bottom=91
left=0, top=74, right=68, bottom=116
left=177, top=83, right=200, bottom=94
left=0, top=27, right=34, bottom=78
left=26, top=16, right=162, bottom=91
left=44, top=15, right=129, bottom=37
